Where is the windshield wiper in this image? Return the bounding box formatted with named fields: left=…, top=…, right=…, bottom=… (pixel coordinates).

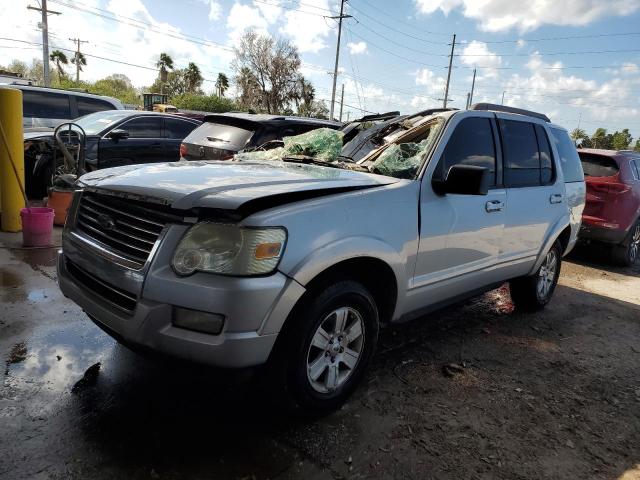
left=281, top=155, right=343, bottom=168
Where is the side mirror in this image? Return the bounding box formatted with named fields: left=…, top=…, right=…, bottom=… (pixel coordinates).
left=432, top=164, right=489, bottom=196
left=108, top=129, right=129, bottom=140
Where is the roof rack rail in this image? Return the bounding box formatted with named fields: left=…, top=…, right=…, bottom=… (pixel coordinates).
left=471, top=103, right=550, bottom=122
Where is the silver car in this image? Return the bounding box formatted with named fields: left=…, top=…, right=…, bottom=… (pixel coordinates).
left=57, top=104, right=585, bottom=412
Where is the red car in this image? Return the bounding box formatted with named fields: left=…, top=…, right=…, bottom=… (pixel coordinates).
left=578, top=148, right=640, bottom=265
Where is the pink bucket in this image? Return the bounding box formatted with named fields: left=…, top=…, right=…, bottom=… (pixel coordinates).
left=20, top=207, right=55, bottom=247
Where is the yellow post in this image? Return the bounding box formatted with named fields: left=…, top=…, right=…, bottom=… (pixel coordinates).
left=0, top=87, right=25, bottom=232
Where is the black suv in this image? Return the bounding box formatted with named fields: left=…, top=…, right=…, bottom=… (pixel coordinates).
left=179, top=113, right=342, bottom=160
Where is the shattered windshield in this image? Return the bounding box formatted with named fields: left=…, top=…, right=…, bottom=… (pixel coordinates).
left=233, top=116, right=445, bottom=179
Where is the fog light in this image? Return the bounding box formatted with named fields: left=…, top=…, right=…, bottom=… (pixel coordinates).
left=172, top=307, right=225, bottom=335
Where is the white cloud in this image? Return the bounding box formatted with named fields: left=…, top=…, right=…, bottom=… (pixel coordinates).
left=621, top=62, right=639, bottom=75
left=280, top=0, right=332, bottom=53
left=516, top=39, right=526, bottom=49
left=460, top=40, right=502, bottom=78
left=226, top=2, right=272, bottom=43
left=208, top=1, right=222, bottom=21
left=347, top=41, right=368, bottom=55
left=414, top=0, right=640, bottom=32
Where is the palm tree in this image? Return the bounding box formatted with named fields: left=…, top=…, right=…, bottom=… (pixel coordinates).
left=49, top=50, right=68, bottom=83
left=156, top=53, right=174, bottom=94
left=71, top=52, right=86, bottom=82
left=215, top=72, right=229, bottom=97
left=184, top=62, right=203, bottom=93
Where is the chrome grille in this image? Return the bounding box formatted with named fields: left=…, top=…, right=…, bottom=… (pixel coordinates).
left=74, top=192, right=178, bottom=268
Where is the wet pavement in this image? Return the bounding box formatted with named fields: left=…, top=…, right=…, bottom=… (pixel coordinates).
left=1, top=229, right=640, bottom=480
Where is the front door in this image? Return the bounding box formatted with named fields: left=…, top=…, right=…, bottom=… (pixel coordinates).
left=408, top=112, right=506, bottom=311
left=99, top=116, right=164, bottom=168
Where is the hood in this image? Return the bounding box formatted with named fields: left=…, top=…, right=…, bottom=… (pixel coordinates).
left=78, top=160, right=399, bottom=211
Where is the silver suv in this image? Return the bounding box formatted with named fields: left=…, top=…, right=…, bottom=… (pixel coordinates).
left=57, top=104, right=585, bottom=412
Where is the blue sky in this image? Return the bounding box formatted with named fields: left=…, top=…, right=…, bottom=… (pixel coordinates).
left=2, top=0, right=640, bottom=138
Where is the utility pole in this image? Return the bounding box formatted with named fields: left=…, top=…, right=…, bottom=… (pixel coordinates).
left=465, top=92, right=470, bottom=110
left=329, top=0, right=352, bottom=120
left=442, top=33, right=456, bottom=109
left=27, top=0, right=61, bottom=87
left=339, top=84, right=345, bottom=122
left=469, top=68, right=476, bottom=106
left=69, top=37, right=89, bottom=82
left=501, top=90, right=506, bottom=105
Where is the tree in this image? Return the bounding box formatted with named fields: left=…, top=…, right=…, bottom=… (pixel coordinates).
left=49, top=50, right=68, bottom=82
left=155, top=53, right=174, bottom=92
left=634, top=139, right=640, bottom=152
left=235, top=66, right=261, bottom=111
left=298, top=100, right=329, bottom=119
left=71, top=52, right=87, bottom=82
left=215, top=72, right=229, bottom=97
left=570, top=128, right=591, bottom=147
left=232, top=30, right=303, bottom=114
left=170, top=93, right=238, bottom=112
left=612, top=129, right=633, bottom=151
left=591, top=128, right=613, bottom=150
left=91, top=74, right=139, bottom=104
left=184, top=62, right=203, bottom=93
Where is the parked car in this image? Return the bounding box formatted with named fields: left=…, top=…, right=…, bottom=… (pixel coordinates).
left=57, top=103, right=584, bottom=412
left=0, top=84, right=124, bottom=129
left=179, top=113, right=342, bottom=160
left=24, top=110, right=201, bottom=199
left=578, top=148, right=640, bottom=265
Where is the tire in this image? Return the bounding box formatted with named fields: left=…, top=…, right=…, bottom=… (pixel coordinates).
left=612, top=221, right=640, bottom=267
left=509, top=240, right=563, bottom=312
left=267, top=280, right=379, bottom=414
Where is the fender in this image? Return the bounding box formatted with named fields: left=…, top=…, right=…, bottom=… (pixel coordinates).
left=283, top=235, right=408, bottom=321
left=528, top=213, right=571, bottom=275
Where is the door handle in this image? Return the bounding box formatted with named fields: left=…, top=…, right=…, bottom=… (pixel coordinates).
left=485, top=200, right=504, bottom=212
left=550, top=194, right=563, bottom=204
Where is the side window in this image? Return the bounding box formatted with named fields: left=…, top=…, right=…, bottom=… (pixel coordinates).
left=549, top=127, right=584, bottom=183
left=77, top=97, right=115, bottom=116
left=121, top=117, right=162, bottom=138
left=631, top=159, right=640, bottom=181
left=164, top=118, right=197, bottom=139
left=535, top=124, right=554, bottom=184
left=499, top=119, right=540, bottom=188
left=438, top=117, right=496, bottom=186
left=22, top=90, right=71, bottom=119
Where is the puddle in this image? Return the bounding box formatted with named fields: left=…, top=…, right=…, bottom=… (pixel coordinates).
left=3, top=320, right=115, bottom=410
left=9, top=247, right=59, bottom=270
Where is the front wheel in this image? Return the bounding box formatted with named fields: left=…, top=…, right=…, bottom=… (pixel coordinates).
left=268, top=280, right=379, bottom=414
left=509, top=241, right=562, bottom=311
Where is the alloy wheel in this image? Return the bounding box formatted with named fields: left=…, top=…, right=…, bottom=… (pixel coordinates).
left=306, top=307, right=365, bottom=393
left=629, top=225, right=640, bottom=263
left=537, top=249, right=558, bottom=299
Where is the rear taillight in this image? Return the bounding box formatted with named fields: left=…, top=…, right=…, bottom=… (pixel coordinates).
left=587, top=182, right=630, bottom=194
left=179, top=143, right=187, bottom=158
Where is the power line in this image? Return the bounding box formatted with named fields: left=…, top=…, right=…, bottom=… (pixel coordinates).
left=354, top=0, right=452, bottom=36
left=458, top=48, right=640, bottom=57
left=351, top=19, right=450, bottom=56
left=467, top=31, right=640, bottom=44
left=347, top=1, right=450, bottom=45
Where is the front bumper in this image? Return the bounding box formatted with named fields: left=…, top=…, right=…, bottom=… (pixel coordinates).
left=57, top=248, right=304, bottom=368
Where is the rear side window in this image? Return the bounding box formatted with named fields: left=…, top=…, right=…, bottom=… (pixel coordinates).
left=77, top=97, right=116, bottom=116
left=438, top=117, right=496, bottom=186
left=535, top=124, right=554, bottom=184
left=579, top=153, right=619, bottom=177
left=164, top=118, right=198, bottom=139
left=22, top=90, right=71, bottom=119
left=631, top=159, right=640, bottom=180
left=499, top=120, right=540, bottom=187
left=549, top=127, right=584, bottom=182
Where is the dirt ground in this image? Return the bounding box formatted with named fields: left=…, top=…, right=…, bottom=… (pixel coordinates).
left=1, top=229, right=639, bottom=480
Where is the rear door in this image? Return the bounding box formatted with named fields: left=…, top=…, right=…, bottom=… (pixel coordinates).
left=21, top=89, right=72, bottom=128
left=497, top=115, right=565, bottom=275
left=162, top=117, right=199, bottom=162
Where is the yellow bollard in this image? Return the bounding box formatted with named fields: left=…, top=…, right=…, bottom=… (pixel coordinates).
left=0, top=87, right=25, bottom=232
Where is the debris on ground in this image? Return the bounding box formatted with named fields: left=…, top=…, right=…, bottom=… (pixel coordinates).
left=71, top=362, right=101, bottom=393
left=441, top=363, right=465, bottom=378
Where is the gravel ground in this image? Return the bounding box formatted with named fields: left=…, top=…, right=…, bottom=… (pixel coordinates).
left=1, top=233, right=639, bottom=480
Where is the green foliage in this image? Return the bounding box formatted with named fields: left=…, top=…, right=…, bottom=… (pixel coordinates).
left=634, top=139, right=640, bottom=152
left=612, top=129, right=632, bottom=150
left=170, top=93, right=238, bottom=113
left=215, top=73, right=229, bottom=97
left=51, top=74, right=139, bottom=105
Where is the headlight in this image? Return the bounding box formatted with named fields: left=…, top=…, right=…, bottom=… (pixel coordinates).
left=172, top=223, right=286, bottom=276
